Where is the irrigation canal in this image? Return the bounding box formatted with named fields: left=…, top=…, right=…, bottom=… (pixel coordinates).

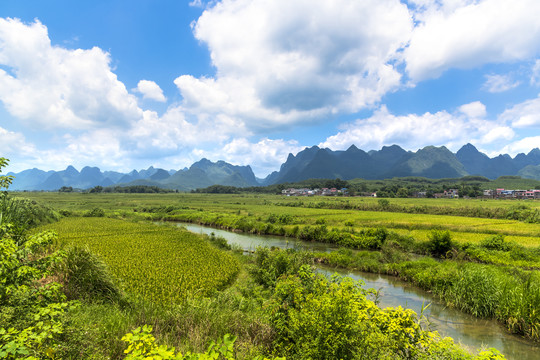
left=178, top=222, right=539, bottom=360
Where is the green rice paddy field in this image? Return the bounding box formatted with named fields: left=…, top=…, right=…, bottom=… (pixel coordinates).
left=37, top=217, right=239, bottom=304
left=19, top=192, right=540, bottom=248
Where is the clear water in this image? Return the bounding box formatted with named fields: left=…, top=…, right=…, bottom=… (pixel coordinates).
left=179, top=222, right=540, bottom=360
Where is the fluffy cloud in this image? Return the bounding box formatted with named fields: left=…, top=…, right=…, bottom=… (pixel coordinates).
left=129, top=107, right=248, bottom=154
left=405, top=0, right=540, bottom=81
left=135, top=80, right=166, bottom=102
left=192, top=137, right=303, bottom=177
left=0, top=127, right=86, bottom=173
left=0, top=17, right=250, bottom=171
left=0, top=18, right=142, bottom=130
left=64, top=130, right=125, bottom=167
left=0, top=126, right=36, bottom=155
left=3, top=2, right=540, bottom=176
left=498, top=94, right=540, bottom=128
left=482, top=74, right=520, bottom=93
left=459, top=101, right=486, bottom=118
left=498, top=136, right=540, bottom=156
left=176, top=0, right=412, bottom=129
left=319, top=103, right=513, bottom=152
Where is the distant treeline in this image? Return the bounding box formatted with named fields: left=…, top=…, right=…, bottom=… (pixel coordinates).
left=191, top=179, right=349, bottom=195
left=74, top=185, right=175, bottom=193
left=192, top=175, right=540, bottom=197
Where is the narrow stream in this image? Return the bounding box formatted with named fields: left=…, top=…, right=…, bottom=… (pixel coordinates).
left=179, top=223, right=540, bottom=360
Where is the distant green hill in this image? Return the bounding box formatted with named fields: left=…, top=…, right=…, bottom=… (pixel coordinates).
left=518, top=165, right=540, bottom=181
left=488, top=176, right=540, bottom=190
left=387, top=146, right=467, bottom=178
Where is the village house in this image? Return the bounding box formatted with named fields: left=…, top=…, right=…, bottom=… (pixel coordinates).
left=443, top=189, right=459, bottom=198
left=282, top=187, right=347, bottom=197
left=483, top=188, right=540, bottom=199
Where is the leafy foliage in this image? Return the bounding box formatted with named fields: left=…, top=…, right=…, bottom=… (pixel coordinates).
left=250, top=248, right=311, bottom=288
left=268, top=265, right=505, bottom=359
left=0, top=158, right=14, bottom=191
left=0, top=194, right=77, bottom=359
left=83, top=207, right=105, bottom=217
left=122, top=325, right=282, bottom=360
left=479, top=235, right=513, bottom=251
left=426, top=230, right=454, bottom=257
left=317, top=249, right=540, bottom=342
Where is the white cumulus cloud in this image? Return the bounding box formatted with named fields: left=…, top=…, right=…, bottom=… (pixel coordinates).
left=135, top=80, right=166, bottom=102
left=405, top=0, right=540, bottom=81
left=0, top=126, right=36, bottom=156
left=0, top=18, right=142, bottom=130
left=320, top=104, right=512, bottom=152
left=497, top=136, right=540, bottom=156
left=459, top=101, right=487, bottom=118
left=176, top=0, right=413, bottom=130
left=498, top=94, right=540, bottom=128
left=192, top=137, right=304, bottom=177
left=64, top=130, right=125, bottom=167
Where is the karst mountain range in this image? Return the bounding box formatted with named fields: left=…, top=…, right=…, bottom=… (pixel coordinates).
left=8, top=143, right=540, bottom=191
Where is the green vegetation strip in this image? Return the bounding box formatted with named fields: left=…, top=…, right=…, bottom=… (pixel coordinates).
left=18, top=193, right=539, bottom=246
left=40, top=218, right=240, bottom=303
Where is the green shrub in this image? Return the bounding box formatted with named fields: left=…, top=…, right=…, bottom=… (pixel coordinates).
left=84, top=207, right=105, bottom=217
left=427, top=230, right=454, bottom=257
left=266, top=213, right=293, bottom=225
left=0, top=216, right=76, bottom=360
left=54, top=246, right=122, bottom=303
left=250, top=248, right=311, bottom=288
left=378, top=198, right=390, bottom=208
left=59, top=209, right=72, bottom=217
left=480, top=235, right=513, bottom=251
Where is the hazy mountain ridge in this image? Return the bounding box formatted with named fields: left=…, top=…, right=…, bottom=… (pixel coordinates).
left=260, top=143, right=540, bottom=184
left=7, top=144, right=540, bottom=191
left=7, top=158, right=260, bottom=191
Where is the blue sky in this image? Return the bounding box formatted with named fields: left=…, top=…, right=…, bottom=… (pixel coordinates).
left=1, top=0, right=540, bottom=177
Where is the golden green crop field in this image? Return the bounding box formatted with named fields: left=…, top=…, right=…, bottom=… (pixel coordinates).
left=38, top=217, right=240, bottom=303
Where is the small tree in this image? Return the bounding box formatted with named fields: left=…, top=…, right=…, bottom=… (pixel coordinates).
left=378, top=198, right=390, bottom=209
left=0, top=157, right=14, bottom=192
left=89, top=185, right=104, bottom=193
left=396, top=187, right=409, bottom=198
